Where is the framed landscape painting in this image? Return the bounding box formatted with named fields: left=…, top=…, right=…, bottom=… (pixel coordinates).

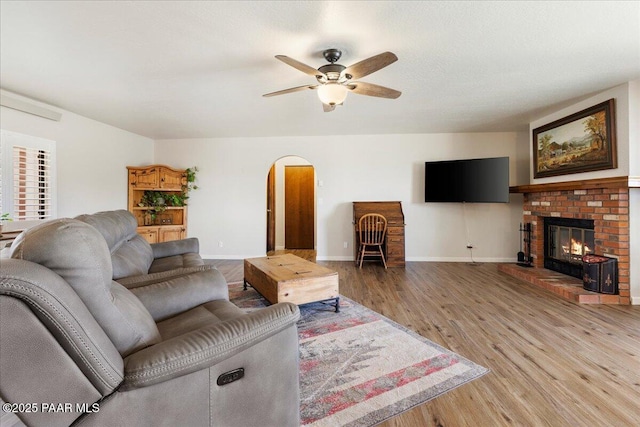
left=532, top=99, right=616, bottom=178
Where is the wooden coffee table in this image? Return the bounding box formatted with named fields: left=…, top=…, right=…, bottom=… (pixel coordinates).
left=243, top=254, right=340, bottom=312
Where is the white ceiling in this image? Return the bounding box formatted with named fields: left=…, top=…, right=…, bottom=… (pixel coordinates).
left=1, top=1, right=639, bottom=139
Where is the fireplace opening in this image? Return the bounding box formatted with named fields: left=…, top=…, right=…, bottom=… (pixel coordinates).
left=544, top=217, right=595, bottom=279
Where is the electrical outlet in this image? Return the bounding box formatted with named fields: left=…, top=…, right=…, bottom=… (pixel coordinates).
left=466, top=243, right=474, bottom=249
left=343, top=241, right=348, bottom=248
left=218, top=241, right=224, bottom=248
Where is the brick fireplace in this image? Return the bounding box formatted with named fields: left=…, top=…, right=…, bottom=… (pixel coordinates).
left=499, top=176, right=630, bottom=305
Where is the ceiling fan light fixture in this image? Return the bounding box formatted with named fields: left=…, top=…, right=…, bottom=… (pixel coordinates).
left=317, top=82, right=348, bottom=106
left=265, top=49, right=401, bottom=109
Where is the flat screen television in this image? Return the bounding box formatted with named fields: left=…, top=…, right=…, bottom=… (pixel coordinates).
left=424, top=157, right=509, bottom=203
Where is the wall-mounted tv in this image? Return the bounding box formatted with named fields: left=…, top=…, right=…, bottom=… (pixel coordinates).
left=424, top=157, right=509, bottom=203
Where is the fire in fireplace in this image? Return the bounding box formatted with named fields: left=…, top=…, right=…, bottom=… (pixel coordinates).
left=544, top=217, right=595, bottom=279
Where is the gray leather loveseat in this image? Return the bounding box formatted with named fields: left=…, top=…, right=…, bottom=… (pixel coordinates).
left=0, top=210, right=301, bottom=426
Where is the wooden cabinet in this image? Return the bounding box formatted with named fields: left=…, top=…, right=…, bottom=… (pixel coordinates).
left=136, top=227, right=159, bottom=244
left=353, top=201, right=406, bottom=267
left=128, top=165, right=188, bottom=243
left=158, top=167, right=185, bottom=189
left=136, top=225, right=186, bottom=244
left=159, top=226, right=186, bottom=242
left=129, top=166, right=160, bottom=189
left=129, top=166, right=185, bottom=190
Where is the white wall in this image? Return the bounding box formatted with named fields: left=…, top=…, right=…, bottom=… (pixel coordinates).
left=155, top=132, right=525, bottom=261
left=631, top=188, right=640, bottom=304
left=627, top=80, right=640, bottom=304
left=0, top=90, right=154, bottom=224
left=629, top=80, right=640, bottom=178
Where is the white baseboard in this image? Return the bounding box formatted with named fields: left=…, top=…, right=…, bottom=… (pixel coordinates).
left=316, top=255, right=354, bottom=261
left=203, top=254, right=345, bottom=261
left=406, top=256, right=517, bottom=263
left=631, top=296, right=640, bottom=306
left=318, top=257, right=518, bottom=263
left=204, top=254, right=519, bottom=263
left=202, top=254, right=264, bottom=260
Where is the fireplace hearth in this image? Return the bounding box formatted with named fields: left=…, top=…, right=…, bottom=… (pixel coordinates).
left=544, top=217, right=594, bottom=280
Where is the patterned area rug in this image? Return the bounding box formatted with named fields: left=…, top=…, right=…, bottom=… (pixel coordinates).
left=228, top=282, right=489, bottom=427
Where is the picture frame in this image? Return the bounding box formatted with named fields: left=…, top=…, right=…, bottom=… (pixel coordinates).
left=532, top=99, right=616, bottom=178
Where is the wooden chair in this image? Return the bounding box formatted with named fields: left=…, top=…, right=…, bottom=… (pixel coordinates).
left=357, top=213, right=388, bottom=269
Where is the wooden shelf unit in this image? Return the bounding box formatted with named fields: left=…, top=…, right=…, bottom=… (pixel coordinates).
left=353, top=201, right=406, bottom=267
left=127, top=165, right=187, bottom=244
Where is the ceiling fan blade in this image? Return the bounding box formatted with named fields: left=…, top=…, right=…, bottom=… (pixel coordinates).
left=347, top=82, right=401, bottom=99
left=263, top=84, right=318, bottom=97
left=275, top=55, right=326, bottom=79
left=322, top=103, right=336, bottom=112
left=343, top=52, right=398, bottom=80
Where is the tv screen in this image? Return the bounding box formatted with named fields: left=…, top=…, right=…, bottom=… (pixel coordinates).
left=424, top=157, right=509, bottom=203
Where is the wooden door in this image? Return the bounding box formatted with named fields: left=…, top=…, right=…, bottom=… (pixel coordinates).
left=266, top=164, right=276, bottom=252
left=285, top=165, right=314, bottom=249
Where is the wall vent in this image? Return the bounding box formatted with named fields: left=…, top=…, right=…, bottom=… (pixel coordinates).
left=1, top=95, right=62, bottom=121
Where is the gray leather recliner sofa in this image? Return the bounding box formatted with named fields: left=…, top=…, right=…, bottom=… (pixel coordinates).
left=74, top=210, right=230, bottom=321
left=0, top=212, right=301, bottom=427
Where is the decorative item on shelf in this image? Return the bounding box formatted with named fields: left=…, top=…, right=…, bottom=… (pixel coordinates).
left=165, top=194, right=184, bottom=207
left=0, top=213, right=12, bottom=238
left=139, top=191, right=167, bottom=225
left=143, top=211, right=153, bottom=226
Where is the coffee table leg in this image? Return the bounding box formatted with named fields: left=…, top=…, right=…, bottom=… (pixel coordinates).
left=243, top=279, right=248, bottom=291
left=334, top=297, right=340, bottom=313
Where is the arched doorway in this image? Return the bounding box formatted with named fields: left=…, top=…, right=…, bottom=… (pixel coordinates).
left=266, top=156, right=316, bottom=254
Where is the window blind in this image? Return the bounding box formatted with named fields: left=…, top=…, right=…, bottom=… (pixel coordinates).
left=0, top=129, right=56, bottom=224
left=12, top=145, right=53, bottom=220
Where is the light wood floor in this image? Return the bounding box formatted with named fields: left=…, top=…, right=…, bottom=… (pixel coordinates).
left=209, top=258, right=640, bottom=427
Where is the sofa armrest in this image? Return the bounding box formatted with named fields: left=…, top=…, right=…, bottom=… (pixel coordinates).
left=151, top=238, right=199, bottom=259
left=118, top=267, right=230, bottom=321
left=121, top=303, right=300, bottom=390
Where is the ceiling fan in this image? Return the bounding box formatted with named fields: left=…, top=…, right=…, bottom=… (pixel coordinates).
left=263, top=48, right=401, bottom=112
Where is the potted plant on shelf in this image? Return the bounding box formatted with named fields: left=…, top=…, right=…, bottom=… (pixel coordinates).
left=137, top=167, right=199, bottom=225
left=0, top=213, right=13, bottom=238
left=169, top=166, right=199, bottom=207
left=165, top=194, right=184, bottom=207
left=182, top=167, right=199, bottom=203
left=138, top=191, right=167, bottom=225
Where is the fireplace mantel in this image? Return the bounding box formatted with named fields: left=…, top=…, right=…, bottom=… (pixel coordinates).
left=510, top=176, right=636, bottom=194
